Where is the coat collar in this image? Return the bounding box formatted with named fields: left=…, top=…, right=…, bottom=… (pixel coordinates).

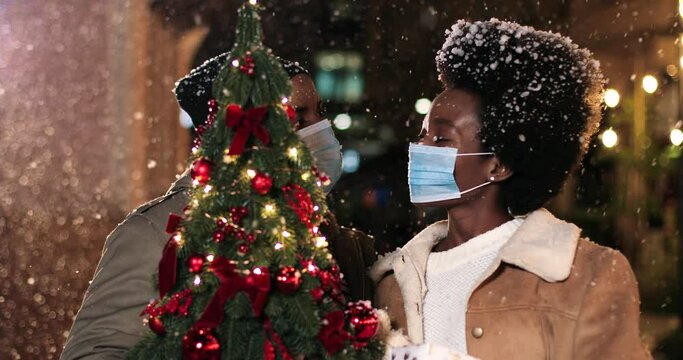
left=166, top=170, right=192, bottom=195
left=370, top=208, right=581, bottom=284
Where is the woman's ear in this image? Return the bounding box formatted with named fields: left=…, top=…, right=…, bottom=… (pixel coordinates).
left=487, top=156, right=513, bottom=182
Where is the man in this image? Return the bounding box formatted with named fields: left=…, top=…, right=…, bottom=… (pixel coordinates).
left=60, top=54, right=376, bottom=359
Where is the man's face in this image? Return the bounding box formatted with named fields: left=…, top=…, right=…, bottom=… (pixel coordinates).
left=290, top=74, right=322, bottom=131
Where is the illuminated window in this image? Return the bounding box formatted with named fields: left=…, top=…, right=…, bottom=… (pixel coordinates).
left=314, top=51, right=364, bottom=104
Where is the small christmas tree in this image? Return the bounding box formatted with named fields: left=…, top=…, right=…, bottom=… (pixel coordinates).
left=127, top=2, right=384, bottom=359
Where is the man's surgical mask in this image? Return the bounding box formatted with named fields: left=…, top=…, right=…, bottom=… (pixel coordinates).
left=296, top=119, right=343, bottom=193
left=408, top=143, right=493, bottom=203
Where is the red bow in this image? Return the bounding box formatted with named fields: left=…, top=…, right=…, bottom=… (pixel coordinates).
left=224, top=104, right=270, bottom=155
left=318, top=310, right=350, bottom=355
left=194, top=257, right=271, bottom=329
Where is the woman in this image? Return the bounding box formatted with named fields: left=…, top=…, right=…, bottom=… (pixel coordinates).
left=371, top=19, right=651, bottom=359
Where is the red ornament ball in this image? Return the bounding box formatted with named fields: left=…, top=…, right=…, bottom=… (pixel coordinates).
left=148, top=316, right=166, bottom=335
left=310, top=287, right=324, bottom=302
left=246, top=233, right=256, bottom=243
left=237, top=244, right=249, bottom=255
left=187, top=255, right=204, bottom=273
left=345, top=301, right=379, bottom=341
left=182, top=327, right=221, bottom=360
left=275, top=266, right=302, bottom=294
left=191, top=158, right=213, bottom=185
left=251, top=173, right=273, bottom=195
left=212, top=230, right=225, bottom=243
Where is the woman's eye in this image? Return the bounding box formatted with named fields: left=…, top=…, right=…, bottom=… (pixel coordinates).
left=433, top=136, right=449, bottom=143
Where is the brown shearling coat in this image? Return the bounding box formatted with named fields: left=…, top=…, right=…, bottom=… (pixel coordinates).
left=370, top=209, right=651, bottom=360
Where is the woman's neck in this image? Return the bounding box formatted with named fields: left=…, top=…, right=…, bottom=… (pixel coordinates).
left=433, top=201, right=512, bottom=252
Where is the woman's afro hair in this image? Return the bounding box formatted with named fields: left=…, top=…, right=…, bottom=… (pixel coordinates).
left=436, top=18, right=604, bottom=215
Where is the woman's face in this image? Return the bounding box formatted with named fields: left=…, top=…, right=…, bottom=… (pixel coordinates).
left=416, top=88, right=497, bottom=208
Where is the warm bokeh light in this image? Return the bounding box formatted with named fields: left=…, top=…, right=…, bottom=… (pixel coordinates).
left=671, top=128, right=683, bottom=146
left=333, top=113, right=352, bottom=130
left=604, top=88, right=620, bottom=108
left=642, top=75, right=658, bottom=94
left=414, top=98, right=432, bottom=115
left=601, top=128, right=618, bottom=148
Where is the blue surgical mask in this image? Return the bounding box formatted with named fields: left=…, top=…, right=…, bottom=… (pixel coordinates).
left=408, top=143, right=494, bottom=203
left=296, top=119, right=343, bottom=194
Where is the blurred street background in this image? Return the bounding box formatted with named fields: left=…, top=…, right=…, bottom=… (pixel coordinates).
left=1, top=0, right=682, bottom=358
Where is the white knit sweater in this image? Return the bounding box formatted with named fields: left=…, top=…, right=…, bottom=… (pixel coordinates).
left=423, top=218, right=523, bottom=354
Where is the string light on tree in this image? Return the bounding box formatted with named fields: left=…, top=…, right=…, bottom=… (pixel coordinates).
left=173, top=233, right=183, bottom=246
left=315, top=236, right=328, bottom=248
left=263, top=203, right=276, bottom=216
left=288, top=147, right=298, bottom=159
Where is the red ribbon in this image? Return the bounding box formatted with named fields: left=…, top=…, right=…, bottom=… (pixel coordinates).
left=165, top=213, right=183, bottom=234
left=224, top=104, right=270, bottom=155
left=263, top=318, right=293, bottom=360
left=194, top=257, right=271, bottom=329
left=158, top=235, right=178, bottom=298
